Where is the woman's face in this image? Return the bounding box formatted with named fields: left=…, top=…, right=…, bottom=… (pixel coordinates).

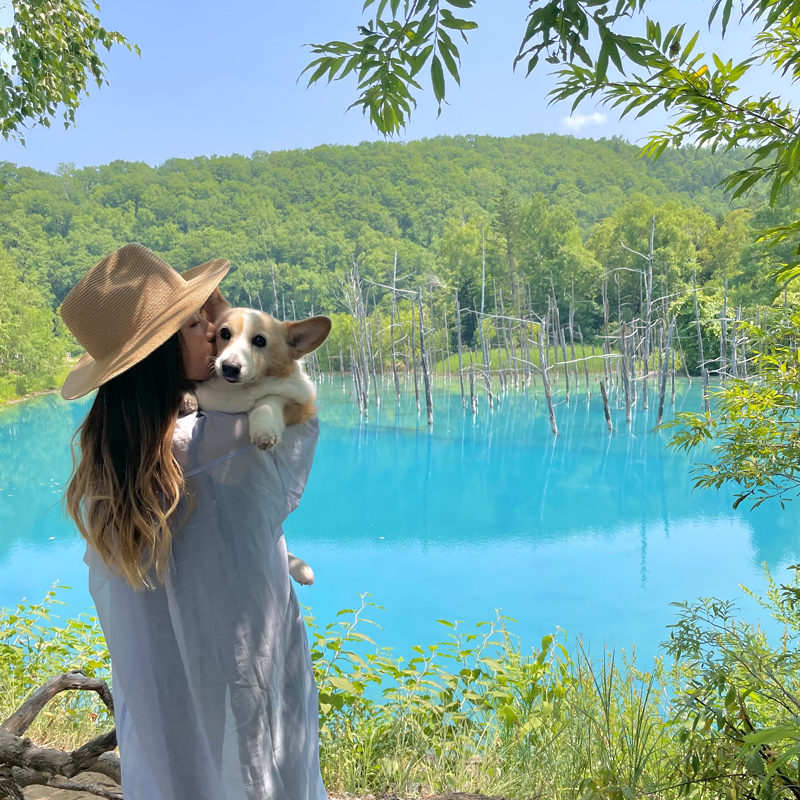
left=180, top=312, right=217, bottom=381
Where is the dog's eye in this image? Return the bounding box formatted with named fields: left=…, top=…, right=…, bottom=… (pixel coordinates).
left=252, top=335, right=266, bottom=348
left=220, top=328, right=231, bottom=341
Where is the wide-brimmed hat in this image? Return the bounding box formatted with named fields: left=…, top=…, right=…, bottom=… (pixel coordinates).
left=60, top=243, right=230, bottom=400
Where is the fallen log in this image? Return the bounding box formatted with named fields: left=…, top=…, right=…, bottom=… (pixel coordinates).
left=0, top=671, right=119, bottom=800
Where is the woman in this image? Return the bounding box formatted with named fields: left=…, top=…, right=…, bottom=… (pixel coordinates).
left=60, top=243, right=327, bottom=800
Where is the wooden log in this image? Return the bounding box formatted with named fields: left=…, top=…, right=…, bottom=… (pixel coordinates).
left=455, top=290, right=465, bottom=409
left=702, top=366, right=710, bottom=414
left=418, top=290, right=434, bottom=425
left=560, top=326, right=570, bottom=401
left=600, top=379, right=613, bottom=432
left=339, top=343, right=345, bottom=392
left=0, top=671, right=121, bottom=800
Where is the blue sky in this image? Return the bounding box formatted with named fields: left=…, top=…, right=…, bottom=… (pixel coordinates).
left=0, top=0, right=788, bottom=172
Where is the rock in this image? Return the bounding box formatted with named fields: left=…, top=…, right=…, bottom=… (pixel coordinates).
left=24, top=771, right=120, bottom=800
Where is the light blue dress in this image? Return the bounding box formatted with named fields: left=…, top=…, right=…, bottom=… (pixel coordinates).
left=85, top=412, right=326, bottom=800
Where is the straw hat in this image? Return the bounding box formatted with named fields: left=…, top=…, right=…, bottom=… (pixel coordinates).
left=60, top=243, right=230, bottom=400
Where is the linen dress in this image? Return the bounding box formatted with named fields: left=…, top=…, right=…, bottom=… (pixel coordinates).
left=84, top=411, right=327, bottom=800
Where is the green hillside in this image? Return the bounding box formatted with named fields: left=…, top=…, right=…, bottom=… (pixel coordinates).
left=0, top=133, right=785, bottom=400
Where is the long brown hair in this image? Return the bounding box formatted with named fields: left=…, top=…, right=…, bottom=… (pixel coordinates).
left=65, top=333, right=188, bottom=590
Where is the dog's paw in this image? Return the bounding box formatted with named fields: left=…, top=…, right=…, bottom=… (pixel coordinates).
left=288, top=553, right=314, bottom=586
left=251, top=429, right=280, bottom=450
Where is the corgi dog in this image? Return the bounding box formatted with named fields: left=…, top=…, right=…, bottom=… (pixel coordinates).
left=191, top=288, right=332, bottom=586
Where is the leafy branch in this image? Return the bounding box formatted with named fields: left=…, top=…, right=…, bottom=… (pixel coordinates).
left=661, top=310, right=800, bottom=510
left=0, top=0, right=138, bottom=143
left=302, top=0, right=477, bottom=135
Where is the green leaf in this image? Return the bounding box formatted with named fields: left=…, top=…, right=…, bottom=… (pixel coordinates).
left=743, top=725, right=800, bottom=746
left=431, top=53, right=445, bottom=103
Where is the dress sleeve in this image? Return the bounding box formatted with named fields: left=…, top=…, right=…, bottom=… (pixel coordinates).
left=271, top=417, right=320, bottom=515
left=173, top=410, right=320, bottom=516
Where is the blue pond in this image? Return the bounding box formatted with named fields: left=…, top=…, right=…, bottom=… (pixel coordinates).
left=2, top=379, right=799, bottom=662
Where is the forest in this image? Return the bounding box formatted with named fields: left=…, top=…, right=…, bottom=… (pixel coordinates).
left=0, top=132, right=793, bottom=401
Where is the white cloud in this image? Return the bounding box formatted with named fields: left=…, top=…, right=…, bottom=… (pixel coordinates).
left=561, top=112, right=608, bottom=131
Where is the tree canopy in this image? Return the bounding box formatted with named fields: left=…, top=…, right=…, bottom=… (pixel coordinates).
left=0, top=0, right=136, bottom=142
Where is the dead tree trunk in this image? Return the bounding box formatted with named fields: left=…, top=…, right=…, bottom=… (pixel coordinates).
left=537, top=325, right=558, bottom=436
left=271, top=264, right=279, bottom=318
left=478, top=228, right=494, bottom=406
left=693, top=270, right=704, bottom=374
left=578, top=327, right=591, bottom=401
left=600, top=380, right=613, bottom=432
left=656, top=318, right=675, bottom=426
left=418, top=291, right=433, bottom=425
left=455, top=289, right=465, bottom=409
left=410, top=297, right=420, bottom=412
left=390, top=253, right=401, bottom=402
left=0, top=671, right=120, bottom=800
left=720, top=278, right=728, bottom=380
left=621, top=322, right=632, bottom=423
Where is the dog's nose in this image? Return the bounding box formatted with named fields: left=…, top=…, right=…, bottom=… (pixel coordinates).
left=221, top=362, right=241, bottom=379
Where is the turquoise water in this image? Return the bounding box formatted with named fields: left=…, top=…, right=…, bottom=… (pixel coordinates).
left=2, top=379, right=799, bottom=662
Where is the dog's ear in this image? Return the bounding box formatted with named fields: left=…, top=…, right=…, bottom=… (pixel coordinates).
left=200, top=288, right=230, bottom=322
left=285, top=316, right=332, bottom=359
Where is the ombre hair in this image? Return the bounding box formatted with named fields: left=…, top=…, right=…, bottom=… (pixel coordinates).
left=65, top=333, right=188, bottom=590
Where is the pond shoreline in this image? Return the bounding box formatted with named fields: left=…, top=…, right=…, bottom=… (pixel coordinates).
left=1, top=388, right=60, bottom=407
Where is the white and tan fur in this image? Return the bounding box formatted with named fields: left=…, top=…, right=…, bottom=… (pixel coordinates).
left=191, top=289, right=331, bottom=586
